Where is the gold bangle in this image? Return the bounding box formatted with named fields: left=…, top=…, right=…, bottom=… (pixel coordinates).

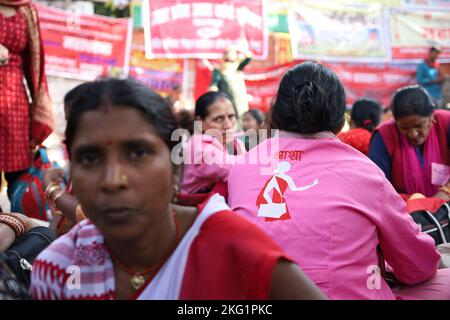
left=440, top=185, right=450, bottom=194
left=75, top=205, right=86, bottom=223
left=0, top=213, right=27, bottom=237
left=45, top=183, right=61, bottom=201
left=50, top=189, right=65, bottom=208
left=45, top=181, right=59, bottom=194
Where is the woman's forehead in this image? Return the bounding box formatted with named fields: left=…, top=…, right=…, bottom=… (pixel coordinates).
left=208, top=98, right=234, bottom=114
left=396, top=114, right=429, bottom=127
left=72, top=107, right=158, bottom=143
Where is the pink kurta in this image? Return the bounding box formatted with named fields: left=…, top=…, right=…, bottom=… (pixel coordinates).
left=181, top=134, right=245, bottom=194
left=228, top=131, right=441, bottom=300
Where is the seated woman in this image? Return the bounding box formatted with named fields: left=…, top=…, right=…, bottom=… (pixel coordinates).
left=338, top=98, right=381, bottom=155
left=181, top=91, right=245, bottom=197
left=241, top=109, right=266, bottom=151
left=369, top=85, right=450, bottom=199
left=227, top=61, right=450, bottom=300
left=30, top=78, right=325, bottom=300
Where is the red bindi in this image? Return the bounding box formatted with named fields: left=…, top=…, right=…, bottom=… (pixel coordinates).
left=106, top=141, right=112, bottom=146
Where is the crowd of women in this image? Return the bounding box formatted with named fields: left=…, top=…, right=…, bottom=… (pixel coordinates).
left=1, top=1, right=450, bottom=300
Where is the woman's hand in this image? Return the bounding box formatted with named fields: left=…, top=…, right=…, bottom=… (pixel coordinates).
left=0, top=43, right=9, bottom=66
left=43, top=167, right=65, bottom=191
left=0, top=213, right=40, bottom=251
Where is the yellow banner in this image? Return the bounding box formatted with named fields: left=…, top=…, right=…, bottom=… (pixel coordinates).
left=288, top=1, right=389, bottom=61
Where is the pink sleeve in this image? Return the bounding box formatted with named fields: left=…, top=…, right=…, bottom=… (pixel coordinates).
left=378, top=182, right=440, bottom=285
left=190, top=138, right=243, bottom=182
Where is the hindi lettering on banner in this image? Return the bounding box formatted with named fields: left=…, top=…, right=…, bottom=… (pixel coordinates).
left=288, top=1, right=389, bottom=62
left=390, top=8, right=450, bottom=60
left=401, top=0, right=450, bottom=9
left=129, top=30, right=184, bottom=97
left=324, top=62, right=417, bottom=107
left=142, top=0, right=268, bottom=59
left=245, top=62, right=293, bottom=112
left=244, top=61, right=417, bottom=112
left=37, top=3, right=132, bottom=80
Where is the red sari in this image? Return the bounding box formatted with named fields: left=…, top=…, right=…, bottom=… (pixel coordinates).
left=338, top=128, right=372, bottom=156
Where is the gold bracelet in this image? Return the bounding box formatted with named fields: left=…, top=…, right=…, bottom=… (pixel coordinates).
left=75, top=205, right=86, bottom=223
left=439, top=186, right=450, bottom=198
left=50, top=189, right=65, bottom=208
left=45, top=183, right=61, bottom=201
left=0, top=213, right=27, bottom=237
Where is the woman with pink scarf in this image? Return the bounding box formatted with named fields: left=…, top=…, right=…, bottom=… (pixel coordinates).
left=228, top=61, right=450, bottom=299
left=369, top=85, right=450, bottom=200
left=181, top=91, right=245, bottom=198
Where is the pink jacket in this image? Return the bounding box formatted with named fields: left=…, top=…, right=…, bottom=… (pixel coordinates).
left=228, top=131, right=440, bottom=300
left=182, top=134, right=245, bottom=194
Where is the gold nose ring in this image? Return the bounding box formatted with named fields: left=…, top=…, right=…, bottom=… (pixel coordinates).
left=120, top=174, right=128, bottom=183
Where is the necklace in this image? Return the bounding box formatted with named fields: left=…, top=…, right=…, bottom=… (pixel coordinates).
left=108, top=212, right=181, bottom=291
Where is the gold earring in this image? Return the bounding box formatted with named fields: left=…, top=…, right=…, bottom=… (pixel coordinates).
left=172, top=183, right=180, bottom=204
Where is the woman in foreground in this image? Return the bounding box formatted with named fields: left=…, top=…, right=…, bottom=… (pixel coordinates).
left=29, top=78, right=325, bottom=300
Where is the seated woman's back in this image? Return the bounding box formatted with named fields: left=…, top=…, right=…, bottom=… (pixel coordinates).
left=228, top=61, right=442, bottom=300
left=229, top=131, right=438, bottom=299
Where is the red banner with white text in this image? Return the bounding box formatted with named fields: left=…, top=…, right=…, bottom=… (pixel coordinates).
left=142, top=0, right=268, bottom=59
left=244, top=62, right=294, bottom=112
left=326, top=62, right=417, bottom=107
left=37, top=3, right=132, bottom=80
left=242, top=62, right=417, bottom=112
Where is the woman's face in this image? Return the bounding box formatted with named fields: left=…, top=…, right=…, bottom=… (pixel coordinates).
left=70, top=106, right=173, bottom=242
left=242, top=112, right=260, bottom=131
left=200, top=97, right=237, bottom=143
left=395, top=114, right=434, bottom=146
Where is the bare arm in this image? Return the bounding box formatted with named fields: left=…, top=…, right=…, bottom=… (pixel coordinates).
left=53, top=193, right=80, bottom=225
left=43, top=167, right=79, bottom=225
left=270, top=259, right=327, bottom=300
left=0, top=224, right=15, bottom=251
left=0, top=213, right=40, bottom=251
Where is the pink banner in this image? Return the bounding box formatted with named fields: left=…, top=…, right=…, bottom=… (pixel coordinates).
left=142, top=0, right=268, bottom=59
left=37, top=3, right=132, bottom=80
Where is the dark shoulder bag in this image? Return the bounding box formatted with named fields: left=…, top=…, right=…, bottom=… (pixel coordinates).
left=1, top=226, right=56, bottom=288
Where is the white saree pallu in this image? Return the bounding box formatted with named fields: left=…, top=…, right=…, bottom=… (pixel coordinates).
left=30, top=194, right=230, bottom=300
left=137, top=194, right=229, bottom=299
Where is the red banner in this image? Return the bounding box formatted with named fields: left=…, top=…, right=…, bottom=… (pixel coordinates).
left=325, top=62, right=417, bottom=107
left=37, top=3, right=132, bottom=80
left=242, top=62, right=417, bottom=112
left=244, top=63, right=294, bottom=112
left=142, top=0, right=268, bottom=59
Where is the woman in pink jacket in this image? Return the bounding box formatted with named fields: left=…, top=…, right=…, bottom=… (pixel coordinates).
left=181, top=91, right=245, bottom=196
left=228, top=61, right=450, bottom=300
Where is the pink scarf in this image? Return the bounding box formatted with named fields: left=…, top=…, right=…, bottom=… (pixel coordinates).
left=400, top=124, right=441, bottom=197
